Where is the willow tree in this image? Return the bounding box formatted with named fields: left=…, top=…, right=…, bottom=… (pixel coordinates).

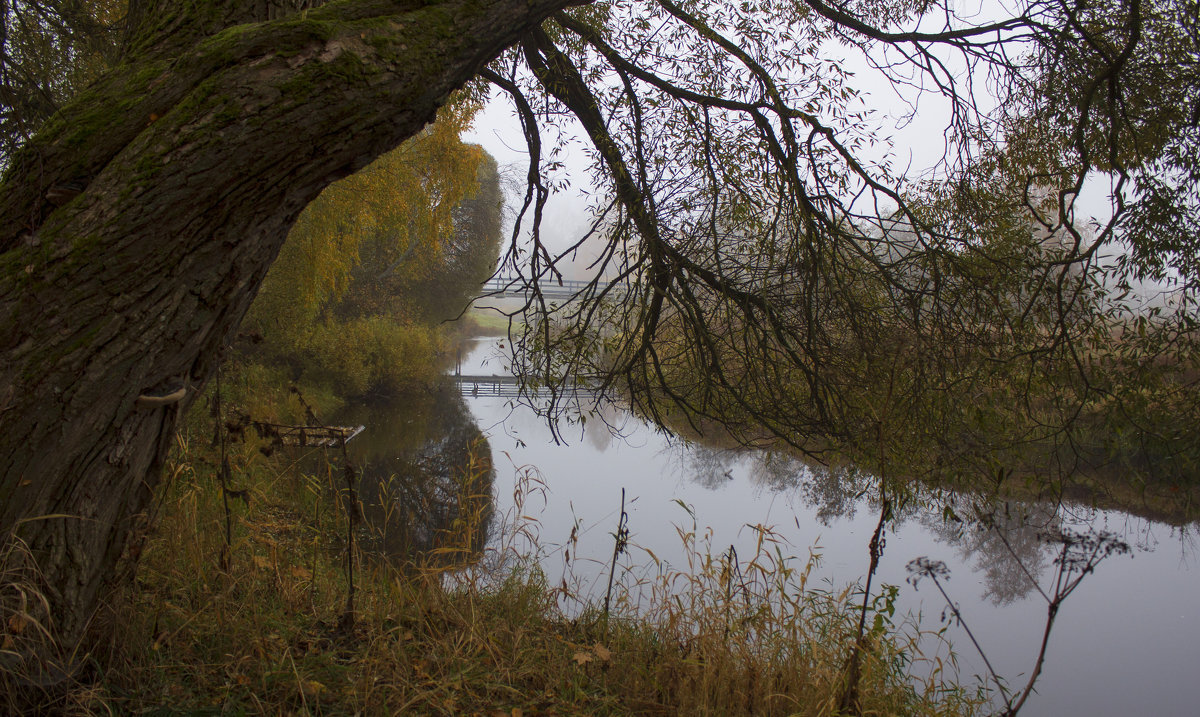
left=243, top=102, right=498, bottom=397
left=247, top=102, right=487, bottom=342
left=1, top=0, right=1197, bottom=653
left=492, top=0, right=1200, bottom=482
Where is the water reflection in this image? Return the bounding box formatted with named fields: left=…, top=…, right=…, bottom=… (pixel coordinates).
left=672, top=444, right=737, bottom=490
left=335, top=384, right=495, bottom=568
left=920, top=503, right=1059, bottom=605
left=637, top=432, right=1198, bottom=715
left=751, top=453, right=876, bottom=525
left=331, top=336, right=1199, bottom=716
left=665, top=437, right=1197, bottom=613
left=671, top=444, right=874, bottom=523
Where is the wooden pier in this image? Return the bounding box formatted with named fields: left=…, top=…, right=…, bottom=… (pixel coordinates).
left=256, top=423, right=366, bottom=447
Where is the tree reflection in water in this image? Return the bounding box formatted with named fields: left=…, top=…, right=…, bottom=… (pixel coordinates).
left=673, top=444, right=875, bottom=524
left=672, top=443, right=737, bottom=491
left=335, top=384, right=496, bottom=569
left=671, top=444, right=1123, bottom=605
left=922, top=503, right=1059, bottom=605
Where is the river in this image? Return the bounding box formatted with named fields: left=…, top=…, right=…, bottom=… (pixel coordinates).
left=342, top=336, right=1200, bottom=716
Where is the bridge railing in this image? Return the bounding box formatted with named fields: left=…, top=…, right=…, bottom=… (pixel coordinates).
left=452, top=373, right=601, bottom=398
left=478, top=276, right=631, bottom=298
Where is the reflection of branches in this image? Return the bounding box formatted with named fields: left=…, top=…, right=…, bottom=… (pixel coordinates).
left=907, top=527, right=1131, bottom=715
left=746, top=451, right=875, bottom=524
left=674, top=443, right=736, bottom=490
left=924, top=502, right=1059, bottom=605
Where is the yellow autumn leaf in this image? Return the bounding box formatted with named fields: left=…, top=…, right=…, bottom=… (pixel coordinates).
left=572, top=651, right=593, bottom=666
left=300, top=680, right=326, bottom=698
left=592, top=643, right=612, bottom=661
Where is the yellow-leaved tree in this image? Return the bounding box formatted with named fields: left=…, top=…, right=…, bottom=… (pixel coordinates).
left=242, top=98, right=502, bottom=401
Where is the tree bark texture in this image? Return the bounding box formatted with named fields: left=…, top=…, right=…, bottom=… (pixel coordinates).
left=0, top=0, right=581, bottom=644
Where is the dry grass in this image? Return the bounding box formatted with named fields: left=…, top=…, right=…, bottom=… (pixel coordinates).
left=2, top=429, right=985, bottom=716
left=0, top=529, right=97, bottom=715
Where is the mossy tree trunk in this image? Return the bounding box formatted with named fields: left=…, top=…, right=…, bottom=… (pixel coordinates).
left=0, top=0, right=580, bottom=645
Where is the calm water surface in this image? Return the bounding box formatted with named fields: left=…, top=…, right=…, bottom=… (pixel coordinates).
left=351, top=337, right=1200, bottom=716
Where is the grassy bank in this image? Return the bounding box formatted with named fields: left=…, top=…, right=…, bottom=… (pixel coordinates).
left=463, top=307, right=521, bottom=336
left=4, top=408, right=984, bottom=715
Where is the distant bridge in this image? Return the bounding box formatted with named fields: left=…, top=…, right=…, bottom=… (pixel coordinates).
left=453, top=374, right=523, bottom=398
left=477, top=276, right=630, bottom=301
left=452, top=373, right=601, bottom=399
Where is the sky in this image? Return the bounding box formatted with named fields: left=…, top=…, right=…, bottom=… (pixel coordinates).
left=463, top=93, right=602, bottom=280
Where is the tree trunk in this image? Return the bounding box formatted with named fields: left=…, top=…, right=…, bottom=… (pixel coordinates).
left=0, top=0, right=580, bottom=646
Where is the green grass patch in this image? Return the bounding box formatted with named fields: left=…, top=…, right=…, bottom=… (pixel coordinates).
left=463, top=307, right=521, bottom=336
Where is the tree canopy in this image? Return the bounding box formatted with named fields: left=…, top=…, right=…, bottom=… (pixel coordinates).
left=0, top=0, right=123, bottom=161
left=1, top=0, right=1197, bottom=650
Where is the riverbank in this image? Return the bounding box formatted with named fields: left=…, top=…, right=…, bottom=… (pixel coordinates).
left=23, top=412, right=981, bottom=716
